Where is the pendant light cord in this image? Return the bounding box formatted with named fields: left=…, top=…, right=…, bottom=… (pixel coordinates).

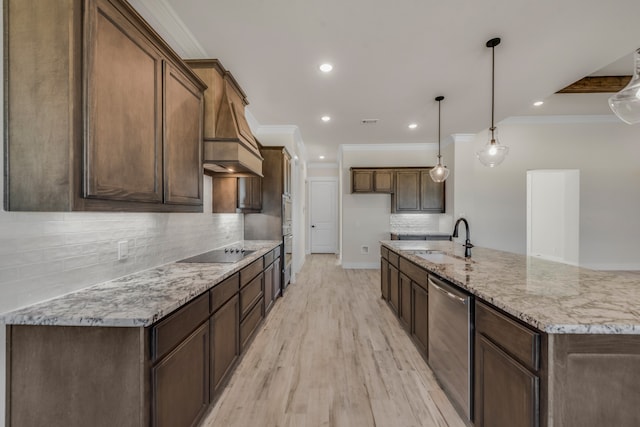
left=438, top=98, right=441, bottom=157
left=491, top=43, right=495, bottom=132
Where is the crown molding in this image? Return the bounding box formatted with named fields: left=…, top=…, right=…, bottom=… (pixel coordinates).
left=341, top=142, right=438, bottom=152
left=502, top=115, right=620, bottom=125
left=128, top=0, right=208, bottom=58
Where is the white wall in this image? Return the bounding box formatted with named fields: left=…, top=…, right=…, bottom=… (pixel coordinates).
left=341, top=144, right=451, bottom=268
left=454, top=118, right=640, bottom=269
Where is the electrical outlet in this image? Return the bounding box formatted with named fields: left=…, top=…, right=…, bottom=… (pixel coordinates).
left=118, top=240, right=129, bottom=261
left=361, top=245, right=369, bottom=254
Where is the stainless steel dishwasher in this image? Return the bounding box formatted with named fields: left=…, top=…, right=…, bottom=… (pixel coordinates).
left=428, top=275, right=474, bottom=422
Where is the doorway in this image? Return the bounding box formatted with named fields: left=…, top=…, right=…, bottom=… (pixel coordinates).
left=526, top=170, right=580, bottom=265
left=308, top=178, right=338, bottom=253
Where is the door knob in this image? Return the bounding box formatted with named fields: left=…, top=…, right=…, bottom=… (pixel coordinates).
left=311, top=225, right=315, bottom=228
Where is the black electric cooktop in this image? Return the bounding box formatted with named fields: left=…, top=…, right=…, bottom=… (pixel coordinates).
left=177, top=248, right=255, bottom=264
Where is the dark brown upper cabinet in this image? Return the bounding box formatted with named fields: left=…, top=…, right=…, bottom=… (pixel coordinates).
left=4, top=0, right=206, bottom=212
left=392, top=169, right=444, bottom=213
left=350, top=168, right=394, bottom=193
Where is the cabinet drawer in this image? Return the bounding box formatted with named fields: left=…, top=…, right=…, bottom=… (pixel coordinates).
left=476, top=301, right=540, bottom=371
left=380, top=246, right=389, bottom=260
left=210, top=273, right=239, bottom=313
left=240, top=298, right=263, bottom=350
left=152, top=292, right=209, bottom=362
left=240, top=273, right=263, bottom=319
left=399, top=257, right=428, bottom=289
left=263, top=249, right=275, bottom=266
left=388, top=251, right=399, bottom=268
left=240, top=258, right=264, bottom=288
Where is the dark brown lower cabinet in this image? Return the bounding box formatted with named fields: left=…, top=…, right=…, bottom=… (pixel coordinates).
left=264, top=262, right=274, bottom=313
left=273, top=256, right=282, bottom=299
left=399, top=273, right=411, bottom=330
left=411, top=282, right=429, bottom=357
left=381, top=258, right=389, bottom=300
left=152, top=322, right=210, bottom=427
left=241, top=299, right=264, bottom=350
left=210, top=294, right=240, bottom=396
left=389, top=264, right=399, bottom=314
left=475, top=334, right=539, bottom=427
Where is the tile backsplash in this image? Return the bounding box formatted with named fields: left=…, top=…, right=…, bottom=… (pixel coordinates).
left=390, top=213, right=453, bottom=234
left=0, top=176, right=243, bottom=314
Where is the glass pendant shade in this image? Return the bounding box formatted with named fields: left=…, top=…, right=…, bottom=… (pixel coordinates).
left=609, top=48, right=640, bottom=124
left=477, top=127, right=509, bottom=167
left=429, top=158, right=450, bottom=182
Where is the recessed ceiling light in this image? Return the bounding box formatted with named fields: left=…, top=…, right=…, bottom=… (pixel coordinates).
left=319, top=155, right=325, bottom=159
left=321, top=115, right=331, bottom=122
left=533, top=101, right=544, bottom=107
left=319, top=63, right=333, bottom=73
left=408, top=123, right=418, bottom=129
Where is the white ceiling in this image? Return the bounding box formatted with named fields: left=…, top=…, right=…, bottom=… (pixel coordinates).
left=132, top=0, right=640, bottom=163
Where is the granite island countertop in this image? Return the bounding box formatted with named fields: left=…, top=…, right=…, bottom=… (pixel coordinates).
left=0, top=240, right=281, bottom=328
left=382, top=240, right=640, bottom=335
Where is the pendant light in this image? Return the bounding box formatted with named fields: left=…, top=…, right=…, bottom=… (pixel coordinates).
left=429, top=96, right=449, bottom=182
left=477, top=37, right=509, bottom=167
left=609, top=48, right=640, bottom=124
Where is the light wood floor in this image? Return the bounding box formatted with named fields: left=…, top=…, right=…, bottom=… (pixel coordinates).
left=202, top=254, right=466, bottom=427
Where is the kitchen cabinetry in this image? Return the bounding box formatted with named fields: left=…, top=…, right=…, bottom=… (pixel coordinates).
left=245, top=147, right=293, bottom=289
left=209, top=274, right=240, bottom=397
left=474, top=301, right=542, bottom=427
left=350, top=168, right=394, bottom=193
left=399, top=257, right=430, bottom=358
left=5, top=245, right=281, bottom=427
left=211, top=176, right=263, bottom=213
left=4, top=0, right=205, bottom=212
left=380, top=247, right=390, bottom=300
left=237, top=177, right=263, bottom=211
left=151, top=292, right=210, bottom=427
left=263, top=246, right=282, bottom=314
left=392, top=169, right=444, bottom=213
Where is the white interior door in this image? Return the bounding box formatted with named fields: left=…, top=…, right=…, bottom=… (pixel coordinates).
left=309, top=179, right=337, bottom=253
left=527, top=170, right=580, bottom=265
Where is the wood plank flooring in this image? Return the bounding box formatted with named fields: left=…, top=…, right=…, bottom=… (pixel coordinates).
left=201, top=254, right=466, bottom=427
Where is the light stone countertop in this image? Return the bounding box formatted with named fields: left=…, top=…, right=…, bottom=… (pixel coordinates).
left=382, top=240, right=640, bottom=335
left=0, top=240, right=281, bottom=328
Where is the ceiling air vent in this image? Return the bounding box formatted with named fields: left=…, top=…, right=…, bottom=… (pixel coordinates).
left=361, top=119, right=379, bottom=124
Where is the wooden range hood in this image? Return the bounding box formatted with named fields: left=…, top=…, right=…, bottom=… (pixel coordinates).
left=187, top=60, right=264, bottom=177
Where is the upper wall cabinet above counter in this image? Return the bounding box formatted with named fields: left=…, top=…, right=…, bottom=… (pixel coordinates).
left=4, top=0, right=206, bottom=212
left=350, top=167, right=445, bottom=213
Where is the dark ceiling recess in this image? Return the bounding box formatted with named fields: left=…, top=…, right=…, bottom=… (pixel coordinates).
left=557, top=75, right=632, bottom=93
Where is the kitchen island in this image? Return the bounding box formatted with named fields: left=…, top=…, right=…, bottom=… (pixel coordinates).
left=1, top=240, right=282, bottom=427
left=381, top=240, right=640, bottom=427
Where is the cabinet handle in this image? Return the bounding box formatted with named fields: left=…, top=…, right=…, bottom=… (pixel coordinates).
left=429, top=279, right=467, bottom=305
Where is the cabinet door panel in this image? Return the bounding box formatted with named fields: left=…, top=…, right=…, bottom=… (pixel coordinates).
left=394, top=171, right=420, bottom=211
left=153, top=322, right=209, bottom=427
left=273, top=257, right=282, bottom=299
left=374, top=170, right=394, bottom=193
left=381, top=259, right=390, bottom=300
left=389, top=265, right=400, bottom=314
left=399, top=273, right=411, bottom=330
left=264, top=263, right=274, bottom=313
left=211, top=294, right=239, bottom=395
left=164, top=62, right=203, bottom=205
left=420, top=170, right=445, bottom=212
left=411, top=282, right=429, bottom=357
left=475, top=334, right=539, bottom=427
left=352, top=170, right=373, bottom=192
left=85, top=0, right=163, bottom=203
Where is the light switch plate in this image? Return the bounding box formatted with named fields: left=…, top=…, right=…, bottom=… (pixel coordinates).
left=118, top=240, right=129, bottom=261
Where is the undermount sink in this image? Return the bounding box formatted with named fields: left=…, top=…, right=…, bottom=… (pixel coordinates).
left=414, top=251, right=472, bottom=265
